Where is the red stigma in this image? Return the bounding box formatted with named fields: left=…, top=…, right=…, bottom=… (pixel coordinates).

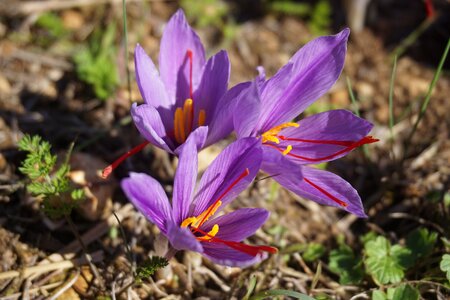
left=187, top=49, right=194, bottom=100
left=304, top=177, right=348, bottom=207
left=194, top=228, right=278, bottom=256
left=267, top=136, right=378, bottom=162
left=424, top=0, right=435, bottom=19
left=101, top=141, right=149, bottom=179
left=195, top=168, right=250, bottom=228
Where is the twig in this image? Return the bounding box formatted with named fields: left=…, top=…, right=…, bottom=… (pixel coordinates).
left=0, top=282, right=63, bottom=300
left=350, top=280, right=450, bottom=300
left=48, top=270, right=80, bottom=300
left=113, top=211, right=135, bottom=275
left=0, top=0, right=169, bottom=16
left=64, top=214, right=105, bottom=289
left=61, top=203, right=133, bottom=253
left=0, top=251, right=103, bottom=280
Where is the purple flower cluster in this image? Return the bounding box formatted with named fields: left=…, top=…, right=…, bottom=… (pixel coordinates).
left=107, top=9, right=377, bottom=267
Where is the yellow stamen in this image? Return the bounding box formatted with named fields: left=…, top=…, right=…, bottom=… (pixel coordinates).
left=198, top=109, right=206, bottom=127
left=181, top=217, right=197, bottom=228
left=175, top=107, right=186, bottom=143
left=197, top=224, right=219, bottom=241
left=183, top=99, right=193, bottom=135
left=282, top=145, right=293, bottom=155
left=174, top=108, right=183, bottom=144
left=261, top=122, right=299, bottom=144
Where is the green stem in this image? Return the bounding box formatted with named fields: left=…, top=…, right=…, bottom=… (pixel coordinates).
left=404, top=38, right=450, bottom=158
left=122, top=0, right=132, bottom=103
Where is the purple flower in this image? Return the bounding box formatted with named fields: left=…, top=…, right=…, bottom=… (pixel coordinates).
left=234, top=29, right=377, bottom=217
left=121, top=135, right=277, bottom=267
left=103, top=9, right=243, bottom=178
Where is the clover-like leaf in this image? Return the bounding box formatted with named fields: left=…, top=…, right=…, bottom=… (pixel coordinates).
left=364, top=236, right=411, bottom=285
left=440, top=254, right=450, bottom=282
left=391, top=284, right=419, bottom=300
left=406, top=228, right=437, bottom=263
left=303, top=243, right=325, bottom=262
left=329, top=243, right=364, bottom=284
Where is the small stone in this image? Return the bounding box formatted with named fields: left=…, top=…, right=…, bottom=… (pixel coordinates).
left=62, top=10, right=84, bottom=30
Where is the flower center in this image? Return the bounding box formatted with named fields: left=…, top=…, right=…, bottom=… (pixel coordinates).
left=177, top=168, right=278, bottom=257
left=172, top=50, right=206, bottom=144
left=180, top=168, right=250, bottom=241
left=261, top=122, right=379, bottom=208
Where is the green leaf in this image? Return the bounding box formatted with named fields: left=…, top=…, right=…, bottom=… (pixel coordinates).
left=136, top=256, right=169, bottom=282
left=405, top=228, right=437, bottom=263
left=329, top=243, right=364, bottom=284
left=249, top=289, right=315, bottom=300
left=372, top=290, right=387, bottom=300
left=303, top=243, right=325, bottom=262
left=440, top=254, right=450, bottom=282
left=392, top=284, right=419, bottom=300
left=364, top=236, right=410, bottom=285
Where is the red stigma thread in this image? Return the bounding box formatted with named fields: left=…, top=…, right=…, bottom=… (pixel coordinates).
left=304, top=177, right=348, bottom=207
left=195, top=168, right=250, bottom=229
left=187, top=49, right=194, bottom=100
left=424, top=0, right=435, bottom=19
left=194, top=227, right=278, bottom=256
left=101, top=141, right=149, bottom=179
left=266, top=136, right=378, bottom=162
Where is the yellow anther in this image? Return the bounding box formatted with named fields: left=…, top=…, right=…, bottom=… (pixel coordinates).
left=198, top=109, right=206, bottom=126
left=261, top=122, right=299, bottom=144
left=174, top=107, right=185, bottom=144
left=181, top=217, right=197, bottom=228
left=183, top=99, right=193, bottom=134
left=282, top=145, right=293, bottom=155
left=197, top=224, right=219, bottom=241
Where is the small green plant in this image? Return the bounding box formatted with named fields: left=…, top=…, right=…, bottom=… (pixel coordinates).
left=36, top=12, right=67, bottom=38
left=181, top=0, right=229, bottom=28
left=18, top=134, right=84, bottom=218
left=268, top=0, right=311, bottom=17
left=135, top=256, right=169, bottom=282
left=440, top=254, right=450, bottom=282
left=267, top=0, right=331, bottom=35
left=74, top=23, right=119, bottom=100
left=327, top=228, right=447, bottom=298
left=308, top=0, right=331, bottom=36
left=329, top=238, right=364, bottom=284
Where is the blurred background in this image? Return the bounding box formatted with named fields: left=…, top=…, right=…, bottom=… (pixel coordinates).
left=0, top=0, right=449, bottom=299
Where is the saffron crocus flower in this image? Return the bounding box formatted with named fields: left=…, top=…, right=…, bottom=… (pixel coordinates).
left=121, top=135, right=277, bottom=267
left=234, top=29, right=377, bottom=217
left=103, top=9, right=243, bottom=178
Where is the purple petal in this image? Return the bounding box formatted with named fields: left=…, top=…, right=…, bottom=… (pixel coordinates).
left=166, top=221, right=203, bottom=252
left=130, top=103, right=174, bottom=153
left=256, top=63, right=294, bottom=130
left=233, top=80, right=261, bottom=138
left=172, top=133, right=198, bottom=224
left=193, top=138, right=262, bottom=216
left=205, top=81, right=251, bottom=147
left=173, top=126, right=208, bottom=155
left=202, top=243, right=267, bottom=268
left=194, top=50, right=230, bottom=122
left=276, top=109, right=373, bottom=164
left=202, top=208, right=269, bottom=242
left=159, top=9, right=206, bottom=103
left=121, top=172, right=173, bottom=234
left=287, top=166, right=367, bottom=217
left=134, top=44, right=171, bottom=110
left=260, top=146, right=304, bottom=191
left=259, top=29, right=350, bottom=132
